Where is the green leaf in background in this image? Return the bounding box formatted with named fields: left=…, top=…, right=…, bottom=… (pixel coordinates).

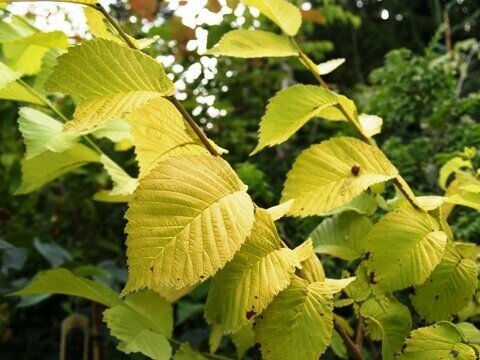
left=206, top=30, right=298, bottom=58
left=12, top=268, right=121, bottom=307
left=256, top=277, right=334, bottom=360
left=396, top=322, right=477, bottom=359
left=104, top=290, right=173, bottom=360
left=18, top=107, right=78, bottom=158
left=45, top=39, right=174, bottom=100
left=360, top=296, right=412, bottom=360
left=282, top=137, right=398, bottom=216
left=252, top=85, right=339, bottom=154
left=365, top=207, right=447, bottom=292
left=411, top=242, right=478, bottom=322
left=63, top=92, right=161, bottom=137
left=15, top=143, right=100, bottom=194
left=240, top=0, right=302, bottom=36
left=33, top=238, right=72, bottom=267
left=124, top=154, right=255, bottom=293
left=205, top=209, right=303, bottom=333
left=309, top=211, right=372, bottom=261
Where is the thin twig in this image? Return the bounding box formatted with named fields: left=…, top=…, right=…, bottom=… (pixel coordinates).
left=92, top=3, right=139, bottom=50
left=355, top=316, right=363, bottom=347
left=169, top=96, right=219, bottom=156
left=297, top=51, right=329, bottom=88
left=333, top=318, right=364, bottom=360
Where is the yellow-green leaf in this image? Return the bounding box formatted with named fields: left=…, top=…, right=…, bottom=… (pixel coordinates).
left=252, top=85, right=339, bottom=154
left=266, top=199, right=294, bottom=221
left=241, top=0, right=301, bottom=36
left=309, top=212, right=372, bottom=261
left=92, top=119, right=132, bottom=143
left=439, top=157, right=472, bottom=190
left=360, top=296, right=412, bottom=360
left=15, top=143, right=100, bottom=195
left=317, top=58, right=345, bottom=75
left=3, top=31, right=69, bottom=75
left=282, top=137, right=398, bottom=216
left=45, top=39, right=174, bottom=100
left=104, top=290, right=173, bottom=360
left=396, top=322, right=476, bottom=359
left=173, top=343, right=208, bottom=360
left=206, top=30, right=298, bottom=58
left=64, top=92, right=162, bottom=136
left=256, top=277, right=334, bottom=360
left=18, top=107, right=78, bottom=158
left=411, top=243, right=478, bottom=322
left=358, top=114, right=383, bottom=137
left=297, top=253, right=325, bottom=283
left=12, top=268, right=121, bottom=307
left=0, top=62, right=44, bottom=104
left=365, top=208, right=447, bottom=292
left=84, top=7, right=152, bottom=50
left=93, top=155, right=138, bottom=202
left=231, top=326, right=256, bottom=359
left=125, top=97, right=208, bottom=177
left=205, top=209, right=303, bottom=333
left=123, top=154, right=255, bottom=292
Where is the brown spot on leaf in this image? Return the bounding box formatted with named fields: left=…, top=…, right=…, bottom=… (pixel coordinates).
left=351, top=164, right=361, bottom=176
left=246, top=310, right=256, bottom=320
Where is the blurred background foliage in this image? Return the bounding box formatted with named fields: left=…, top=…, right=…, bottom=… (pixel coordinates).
left=0, top=0, right=479, bottom=358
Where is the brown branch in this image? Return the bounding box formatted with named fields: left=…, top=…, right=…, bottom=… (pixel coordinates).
left=334, top=318, right=365, bottom=360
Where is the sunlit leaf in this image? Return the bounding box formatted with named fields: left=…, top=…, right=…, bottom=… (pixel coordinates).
left=411, top=242, right=478, bottom=322
left=240, top=0, right=302, bottom=36
left=252, top=85, right=339, bottom=154
left=282, top=137, right=398, bottom=216
left=18, top=107, right=78, bottom=158
left=396, top=322, right=476, bottom=359
left=46, top=39, right=174, bottom=100
left=104, top=290, right=173, bottom=360
left=439, top=157, right=472, bottom=190
left=3, top=31, right=69, bottom=75
left=125, top=97, right=208, bottom=177
left=206, top=30, right=298, bottom=58
left=317, top=58, right=345, bottom=75
left=205, top=209, right=305, bottom=333
left=123, top=154, right=255, bottom=292
left=64, top=92, right=162, bottom=137
left=256, top=277, right=334, bottom=360
left=365, top=208, right=447, bottom=292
